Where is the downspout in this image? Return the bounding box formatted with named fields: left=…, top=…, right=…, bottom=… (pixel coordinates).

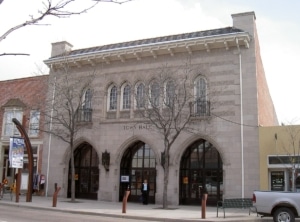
left=236, top=38, right=244, bottom=198
left=46, top=76, right=56, bottom=197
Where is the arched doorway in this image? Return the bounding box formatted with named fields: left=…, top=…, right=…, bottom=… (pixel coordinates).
left=179, top=139, right=223, bottom=206
left=119, top=141, right=156, bottom=203
left=67, top=142, right=99, bottom=200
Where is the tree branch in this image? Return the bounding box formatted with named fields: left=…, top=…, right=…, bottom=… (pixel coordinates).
left=0, top=53, right=30, bottom=56
left=94, top=0, right=132, bottom=3
left=0, top=0, right=100, bottom=42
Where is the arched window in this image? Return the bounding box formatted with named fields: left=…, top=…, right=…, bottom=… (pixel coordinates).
left=122, top=84, right=131, bottom=110
left=165, top=80, right=175, bottom=107
left=109, top=85, right=117, bottom=110
left=180, top=139, right=223, bottom=205
left=136, top=83, right=145, bottom=109
left=194, top=77, right=207, bottom=116
left=83, top=89, right=92, bottom=109
left=77, top=88, right=92, bottom=122
left=150, top=81, right=160, bottom=107
left=119, top=141, right=156, bottom=203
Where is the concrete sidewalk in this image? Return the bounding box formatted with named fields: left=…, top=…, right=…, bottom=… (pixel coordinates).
left=0, top=194, right=270, bottom=222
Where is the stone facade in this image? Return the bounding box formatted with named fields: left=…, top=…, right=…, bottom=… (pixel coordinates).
left=43, top=12, right=278, bottom=205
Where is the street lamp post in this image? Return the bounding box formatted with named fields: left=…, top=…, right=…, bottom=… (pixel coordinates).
left=12, top=118, right=33, bottom=202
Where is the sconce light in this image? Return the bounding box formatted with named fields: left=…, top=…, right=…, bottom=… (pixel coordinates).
left=102, top=150, right=110, bottom=171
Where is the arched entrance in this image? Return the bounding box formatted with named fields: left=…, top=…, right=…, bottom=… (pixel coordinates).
left=119, top=141, right=156, bottom=203
left=67, top=142, right=99, bottom=200
left=179, top=139, right=223, bottom=206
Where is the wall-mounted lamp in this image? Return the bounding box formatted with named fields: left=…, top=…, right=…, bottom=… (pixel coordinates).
left=102, top=150, right=110, bottom=171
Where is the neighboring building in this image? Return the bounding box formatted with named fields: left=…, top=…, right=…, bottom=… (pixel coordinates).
left=0, top=75, right=48, bottom=191
left=259, top=125, right=300, bottom=192
left=43, top=11, right=278, bottom=206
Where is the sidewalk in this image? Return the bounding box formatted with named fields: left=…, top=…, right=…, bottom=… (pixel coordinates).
left=0, top=194, right=270, bottom=222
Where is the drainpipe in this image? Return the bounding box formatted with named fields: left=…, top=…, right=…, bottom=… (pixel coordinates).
left=236, top=38, right=244, bottom=198
left=46, top=76, right=56, bottom=197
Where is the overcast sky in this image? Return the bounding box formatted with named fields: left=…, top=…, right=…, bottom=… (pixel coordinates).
left=1, top=0, right=300, bottom=124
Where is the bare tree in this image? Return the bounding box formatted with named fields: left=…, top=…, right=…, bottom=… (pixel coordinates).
left=42, top=60, right=96, bottom=202
left=134, top=61, right=211, bottom=208
left=275, top=124, right=300, bottom=192
left=0, top=0, right=133, bottom=56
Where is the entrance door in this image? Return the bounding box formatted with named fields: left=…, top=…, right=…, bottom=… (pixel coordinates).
left=68, top=142, right=99, bottom=200
left=180, top=139, right=223, bottom=206
left=271, top=171, right=284, bottom=191
left=120, top=141, right=156, bottom=203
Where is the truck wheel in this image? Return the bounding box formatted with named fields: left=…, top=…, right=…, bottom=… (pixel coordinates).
left=273, top=207, right=295, bottom=222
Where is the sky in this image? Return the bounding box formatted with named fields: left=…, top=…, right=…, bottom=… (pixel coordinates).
left=1, top=0, right=300, bottom=124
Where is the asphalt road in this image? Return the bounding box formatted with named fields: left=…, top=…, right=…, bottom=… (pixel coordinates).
left=0, top=205, right=160, bottom=222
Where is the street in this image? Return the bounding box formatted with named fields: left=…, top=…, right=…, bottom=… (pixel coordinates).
left=0, top=205, right=160, bottom=222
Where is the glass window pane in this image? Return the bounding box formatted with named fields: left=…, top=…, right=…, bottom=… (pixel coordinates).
left=136, top=83, right=145, bottom=108
left=123, top=85, right=131, bottom=109
left=151, top=82, right=160, bottom=107
left=4, top=110, right=22, bottom=136
left=137, top=159, right=143, bottom=168
left=166, top=80, right=175, bottom=106
left=110, top=86, right=117, bottom=110
left=144, top=158, right=150, bottom=167
left=29, top=110, right=40, bottom=136
left=132, top=158, right=137, bottom=167
left=84, top=89, right=92, bottom=109
left=195, top=77, right=207, bottom=115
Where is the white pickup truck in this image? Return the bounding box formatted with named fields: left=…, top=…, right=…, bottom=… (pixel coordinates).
left=253, top=190, right=300, bottom=222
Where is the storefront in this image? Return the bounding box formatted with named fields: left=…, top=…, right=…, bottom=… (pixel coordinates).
left=268, top=155, right=300, bottom=192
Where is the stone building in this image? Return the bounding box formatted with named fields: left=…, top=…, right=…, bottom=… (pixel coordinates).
left=43, top=11, right=278, bottom=206
left=0, top=75, right=48, bottom=191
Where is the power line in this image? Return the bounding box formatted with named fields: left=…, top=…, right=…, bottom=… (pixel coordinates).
left=211, top=113, right=258, bottom=128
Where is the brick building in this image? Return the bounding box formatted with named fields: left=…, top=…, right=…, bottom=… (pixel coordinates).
left=0, top=75, right=48, bottom=191
left=43, top=11, right=278, bottom=205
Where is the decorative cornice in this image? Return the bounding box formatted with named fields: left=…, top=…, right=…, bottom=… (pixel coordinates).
left=44, top=30, right=251, bottom=69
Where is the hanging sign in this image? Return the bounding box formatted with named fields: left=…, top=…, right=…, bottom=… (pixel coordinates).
left=9, top=137, right=25, bottom=168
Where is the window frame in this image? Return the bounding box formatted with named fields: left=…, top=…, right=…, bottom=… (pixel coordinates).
left=194, top=76, right=207, bottom=116
left=28, top=110, right=40, bottom=137
left=135, top=82, right=145, bottom=109
left=83, top=88, right=92, bottom=109
left=2, top=108, right=23, bottom=137
left=108, top=85, right=118, bottom=111
left=164, top=79, right=175, bottom=108
left=121, top=84, right=131, bottom=110
left=150, top=81, right=160, bottom=108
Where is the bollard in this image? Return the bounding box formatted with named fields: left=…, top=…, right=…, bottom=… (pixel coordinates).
left=0, top=183, right=3, bottom=199
left=201, top=193, right=208, bottom=219
left=52, top=184, right=61, bottom=207
left=122, top=189, right=130, bottom=213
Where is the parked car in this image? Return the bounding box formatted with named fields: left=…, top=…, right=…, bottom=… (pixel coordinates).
left=253, top=190, right=300, bottom=222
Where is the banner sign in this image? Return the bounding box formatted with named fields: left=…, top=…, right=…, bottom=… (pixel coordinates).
left=9, top=137, right=25, bottom=168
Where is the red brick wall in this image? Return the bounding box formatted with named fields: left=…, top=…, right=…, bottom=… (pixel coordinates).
left=0, top=75, right=48, bottom=174
left=0, top=75, right=48, bottom=137
left=254, top=23, right=279, bottom=126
